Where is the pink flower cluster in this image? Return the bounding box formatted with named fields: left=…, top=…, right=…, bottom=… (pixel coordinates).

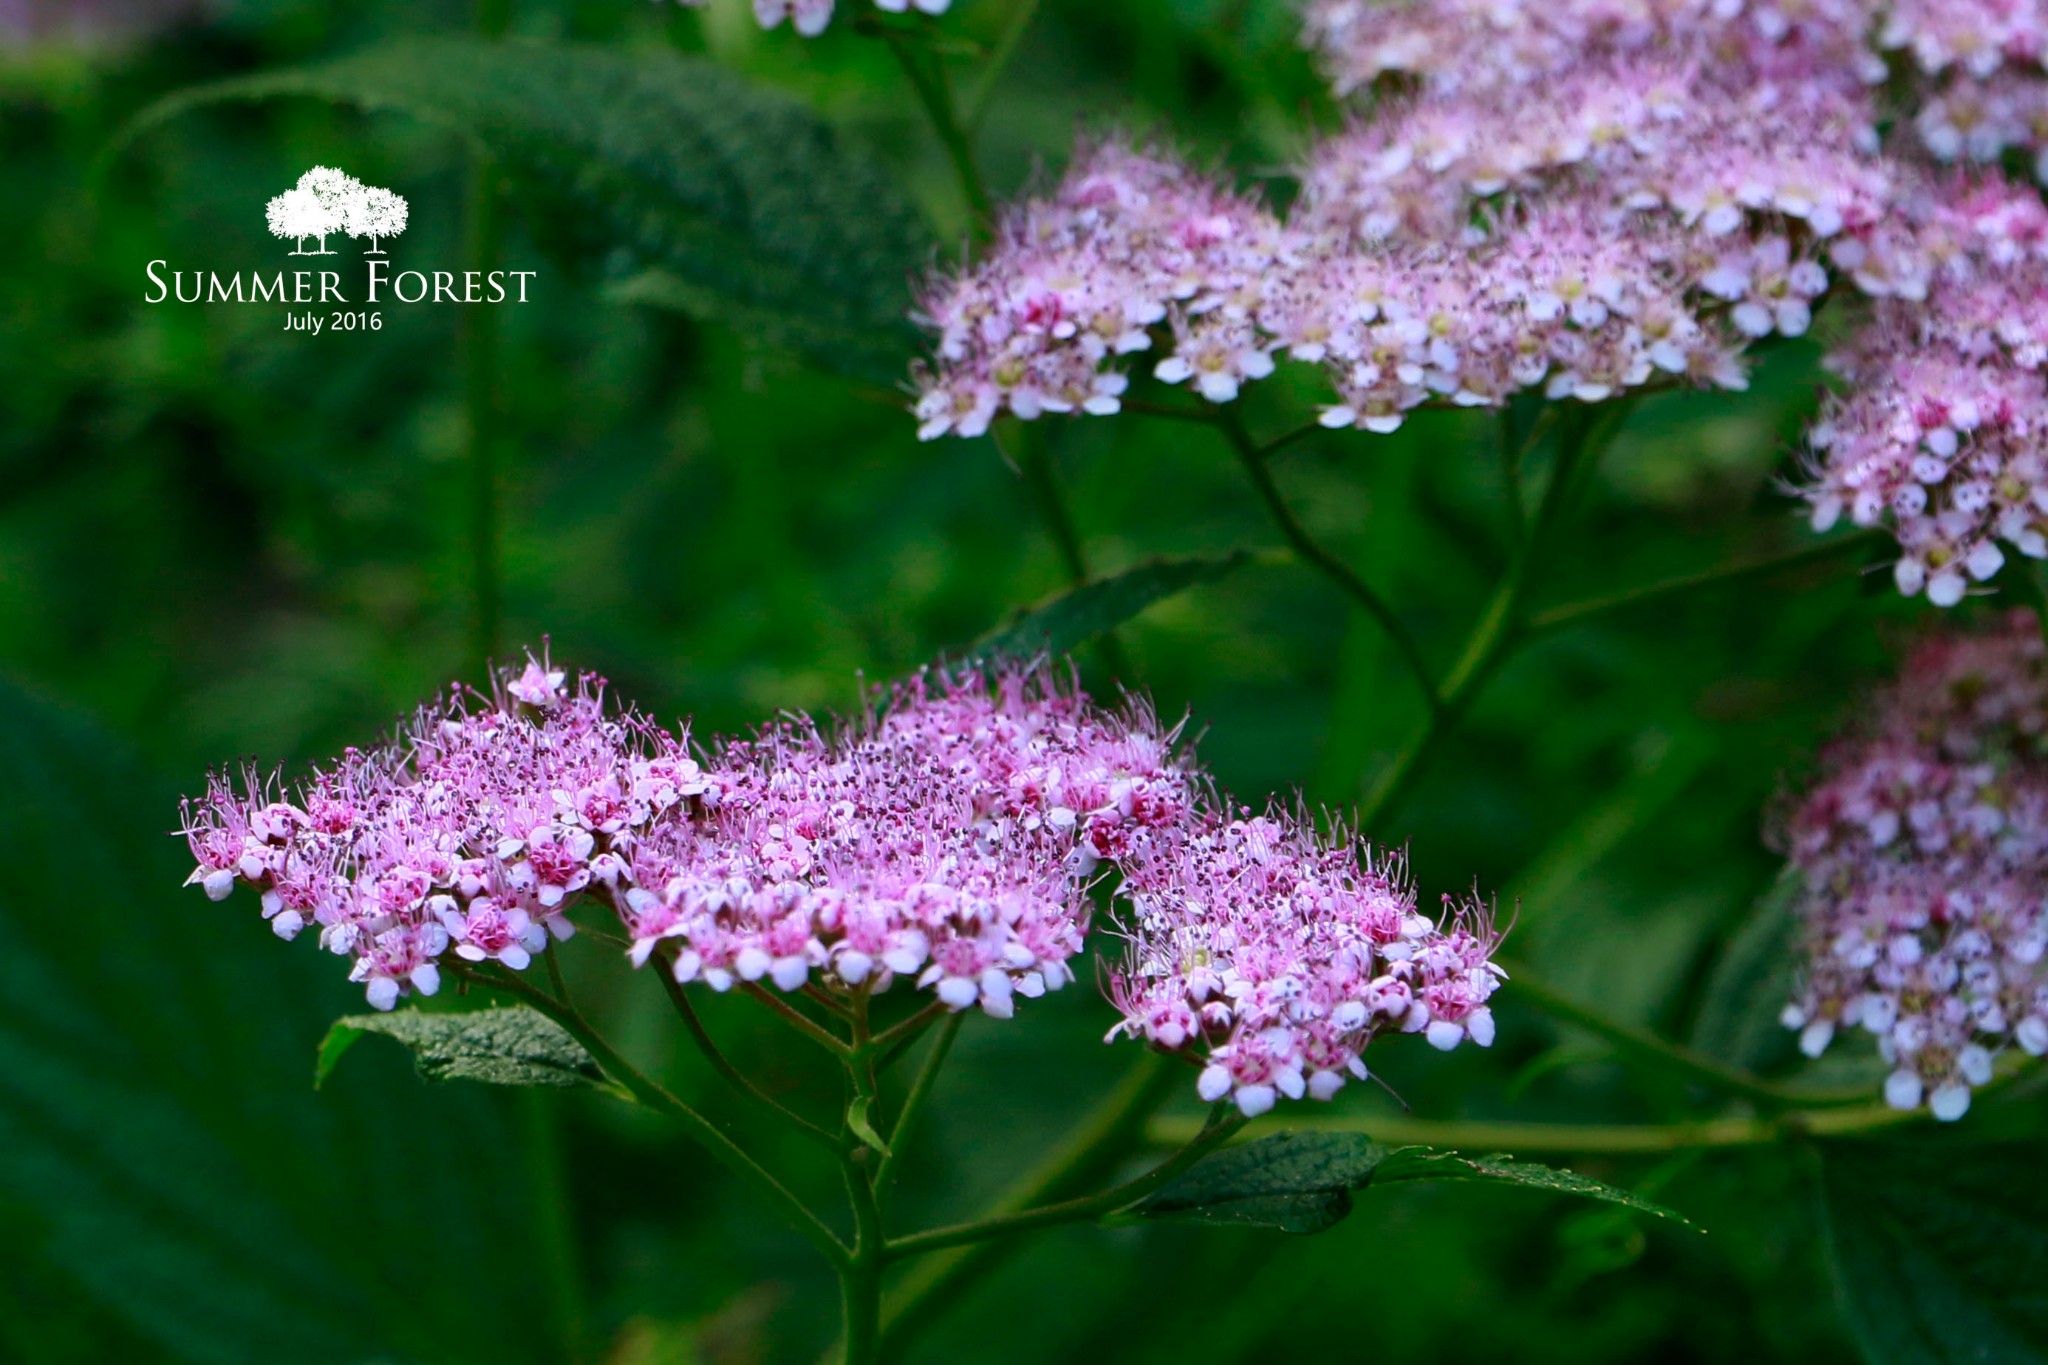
left=1777, top=611, right=2048, bottom=1119
left=916, top=0, right=2048, bottom=607
left=1108, top=806, right=1501, bottom=1116
left=1804, top=177, right=2048, bottom=604
left=184, top=652, right=1503, bottom=1112
left=181, top=658, right=694, bottom=1010
left=613, top=669, right=1196, bottom=1016
left=1882, top=0, right=2048, bottom=173
left=912, top=141, right=1289, bottom=439
left=914, top=1, right=1888, bottom=439
left=665, top=0, right=948, bottom=39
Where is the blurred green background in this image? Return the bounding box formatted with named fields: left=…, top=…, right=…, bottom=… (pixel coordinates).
left=0, top=2, right=2003, bottom=1362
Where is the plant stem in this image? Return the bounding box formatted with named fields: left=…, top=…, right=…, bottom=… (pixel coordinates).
left=1217, top=409, right=1438, bottom=710
left=1144, top=1101, right=1924, bottom=1156
left=837, top=991, right=888, bottom=1365
left=871, top=999, right=949, bottom=1066
left=463, top=0, right=511, bottom=664
left=874, top=1012, right=963, bottom=1208
left=1499, top=407, right=1527, bottom=548
left=521, top=1090, right=586, bottom=1365
left=454, top=963, right=849, bottom=1266
left=963, top=0, right=1042, bottom=132
left=885, top=34, right=993, bottom=232
left=655, top=957, right=844, bottom=1152
left=805, top=984, right=856, bottom=1021
left=1526, top=531, right=1884, bottom=635
left=743, top=982, right=854, bottom=1058
left=542, top=939, right=571, bottom=1003
left=874, top=1051, right=1179, bottom=1357
left=1501, top=961, right=1872, bottom=1111
left=1001, top=422, right=1135, bottom=680
left=884, top=1107, right=1246, bottom=1260
left=1359, top=403, right=1624, bottom=827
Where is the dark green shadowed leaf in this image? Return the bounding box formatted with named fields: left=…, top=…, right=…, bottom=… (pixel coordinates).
left=978, top=551, right=1258, bottom=662
left=1130, top=1130, right=1681, bottom=1235
left=1688, top=867, right=1808, bottom=1073
left=606, top=268, right=918, bottom=391
left=317, top=1005, right=608, bottom=1090
left=117, top=39, right=930, bottom=386
left=0, top=683, right=551, bottom=1365
left=1818, top=1140, right=2048, bottom=1365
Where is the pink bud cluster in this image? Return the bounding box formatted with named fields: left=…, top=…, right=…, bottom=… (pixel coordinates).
left=665, top=0, right=948, bottom=39
left=184, top=652, right=1503, bottom=1112
left=1777, top=611, right=2048, bottom=1120
left=1106, top=805, right=1501, bottom=1116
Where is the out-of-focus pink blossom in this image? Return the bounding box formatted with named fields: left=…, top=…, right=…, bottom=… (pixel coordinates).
left=1803, top=176, right=2048, bottom=605
left=1777, top=611, right=2048, bottom=1120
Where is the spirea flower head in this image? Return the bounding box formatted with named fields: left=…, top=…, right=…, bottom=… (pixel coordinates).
left=619, top=665, right=1200, bottom=1015
left=1106, top=802, right=1504, bottom=1116
left=1776, top=611, right=2048, bottom=1120
left=181, top=648, right=689, bottom=1010
left=911, top=139, right=1288, bottom=438
left=183, top=653, right=1203, bottom=1023
left=185, top=650, right=1504, bottom=1105
left=1802, top=175, right=2048, bottom=605
left=912, top=0, right=1888, bottom=438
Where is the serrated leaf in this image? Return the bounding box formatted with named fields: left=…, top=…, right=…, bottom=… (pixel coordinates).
left=606, top=268, right=916, bottom=392
left=0, top=683, right=549, bottom=1364
left=317, top=1005, right=607, bottom=1091
left=1818, top=1140, right=2048, bottom=1365
left=1368, top=1146, right=1685, bottom=1223
left=1131, top=1130, right=1681, bottom=1235
left=977, top=552, right=1255, bottom=662
left=116, top=38, right=929, bottom=386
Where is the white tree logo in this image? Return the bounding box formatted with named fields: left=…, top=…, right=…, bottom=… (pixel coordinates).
left=264, top=167, right=409, bottom=256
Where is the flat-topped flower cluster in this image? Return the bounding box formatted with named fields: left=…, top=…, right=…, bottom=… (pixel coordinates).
left=1109, top=805, right=1499, bottom=1115
left=912, top=0, right=2048, bottom=606
left=1778, top=611, right=2048, bottom=1119
left=183, top=653, right=1501, bottom=1113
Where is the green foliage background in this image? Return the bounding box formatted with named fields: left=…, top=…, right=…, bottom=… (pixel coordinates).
left=3, top=2, right=2041, bottom=1362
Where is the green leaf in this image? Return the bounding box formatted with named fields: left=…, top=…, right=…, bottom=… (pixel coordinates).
left=1368, top=1146, right=1684, bottom=1221
left=846, top=1094, right=893, bottom=1158
left=0, top=683, right=551, bottom=1364
left=1688, top=867, right=1809, bottom=1072
left=317, top=1005, right=607, bottom=1091
left=1131, top=1131, right=1682, bottom=1235
left=116, top=38, right=929, bottom=386
left=977, top=551, right=1257, bottom=662
left=1817, top=1140, right=2048, bottom=1365
left=605, top=268, right=916, bottom=392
